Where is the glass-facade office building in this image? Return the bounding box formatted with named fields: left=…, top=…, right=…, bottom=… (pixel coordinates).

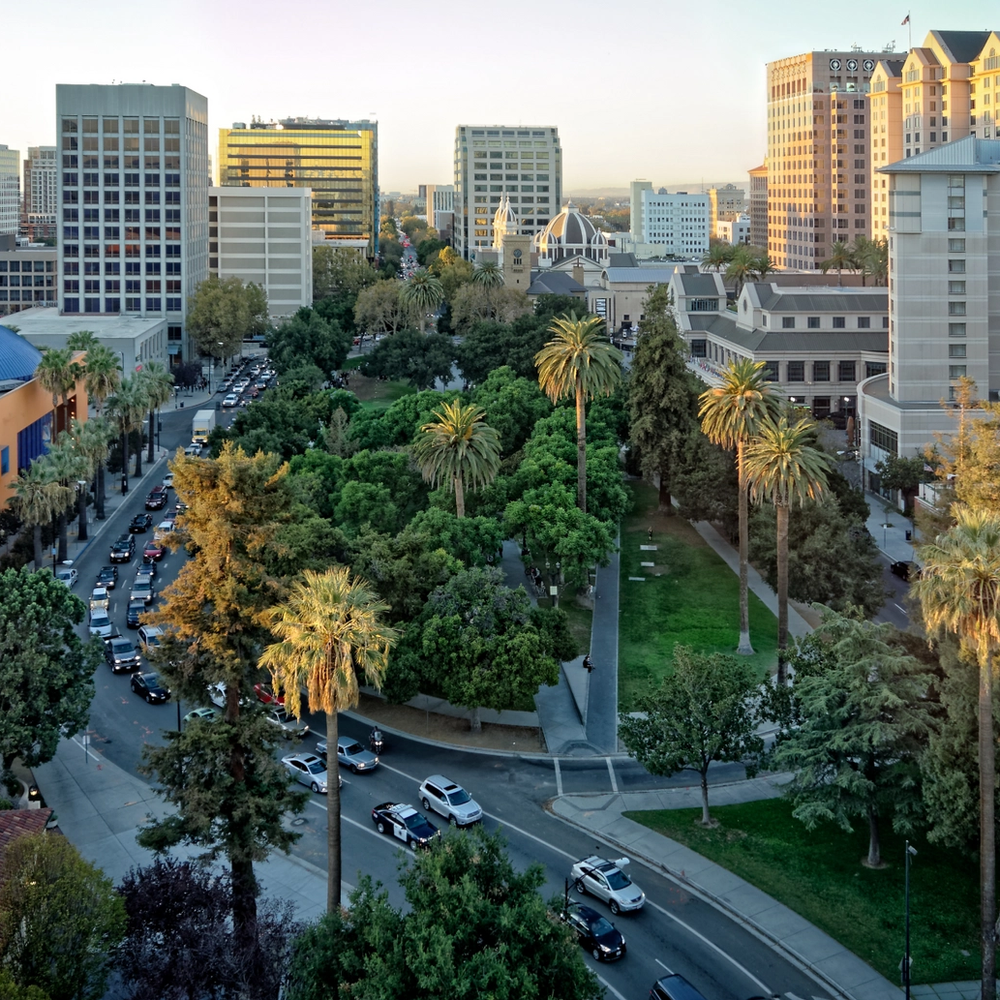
left=217, top=119, right=379, bottom=257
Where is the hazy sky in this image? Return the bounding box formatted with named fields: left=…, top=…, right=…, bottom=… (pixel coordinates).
left=4, top=0, right=997, bottom=195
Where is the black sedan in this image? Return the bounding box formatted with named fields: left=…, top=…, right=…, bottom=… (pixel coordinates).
left=97, top=565, right=118, bottom=589
left=131, top=671, right=169, bottom=704
left=110, top=534, right=135, bottom=563
left=129, top=513, right=153, bottom=533
left=125, top=598, right=147, bottom=629
left=560, top=903, right=626, bottom=962
left=371, top=802, right=439, bottom=849
left=890, top=560, right=920, bottom=582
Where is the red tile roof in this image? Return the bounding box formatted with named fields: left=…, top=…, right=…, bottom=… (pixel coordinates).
left=0, top=808, right=54, bottom=859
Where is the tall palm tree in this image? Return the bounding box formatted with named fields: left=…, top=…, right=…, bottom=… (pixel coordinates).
left=699, top=358, right=778, bottom=655
left=138, top=362, right=174, bottom=463
left=258, top=567, right=397, bottom=913
left=744, top=414, right=831, bottom=682
left=35, top=347, right=83, bottom=438
left=413, top=400, right=501, bottom=518
left=40, top=434, right=88, bottom=562
left=701, top=243, right=733, bottom=272
left=399, top=269, right=445, bottom=333
left=8, top=463, right=69, bottom=569
left=912, top=508, right=1000, bottom=1000
left=471, top=260, right=504, bottom=288
left=819, top=240, right=855, bottom=286
left=752, top=253, right=777, bottom=281
left=82, top=345, right=122, bottom=518
left=535, top=314, right=623, bottom=513
left=107, top=376, right=147, bottom=492
left=68, top=417, right=108, bottom=539
left=65, top=330, right=99, bottom=351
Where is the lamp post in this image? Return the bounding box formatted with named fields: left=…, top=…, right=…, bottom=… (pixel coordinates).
left=76, top=479, right=89, bottom=542
left=904, top=841, right=917, bottom=1000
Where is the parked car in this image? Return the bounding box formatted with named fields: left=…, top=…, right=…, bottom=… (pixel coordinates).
left=253, top=683, right=284, bottom=706
left=321, top=736, right=379, bottom=773
left=130, top=576, right=155, bottom=604
left=54, top=567, right=79, bottom=588
left=560, top=902, right=626, bottom=962
left=137, top=624, right=163, bottom=651
left=184, top=707, right=220, bottom=724
left=418, top=775, right=482, bottom=827
left=88, top=609, right=116, bottom=639
left=131, top=671, right=170, bottom=704
left=126, top=598, right=147, bottom=629
left=143, top=539, right=166, bottom=561
left=264, top=707, right=310, bottom=739
left=370, top=802, right=439, bottom=848
left=97, top=565, right=118, bottom=589
left=110, top=534, right=135, bottom=563
left=890, top=560, right=921, bottom=582
left=145, top=488, right=168, bottom=511
left=570, top=856, right=645, bottom=914
left=282, top=753, right=338, bottom=793
left=129, top=513, right=153, bottom=533
left=105, top=636, right=142, bottom=673
left=89, top=587, right=110, bottom=612
left=650, top=975, right=710, bottom=1000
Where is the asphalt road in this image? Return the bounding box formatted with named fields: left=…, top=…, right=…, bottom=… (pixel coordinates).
left=874, top=559, right=913, bottom=630
left=68, top=383, right=834, bottom=1000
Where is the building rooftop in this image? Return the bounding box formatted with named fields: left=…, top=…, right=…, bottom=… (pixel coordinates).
left=748, top=284, right=889, bottom=312
left=880, top=135, right=1000, bottom=173
left=605, top=266, right=678, bottom=285
left=0, top=326, right=43, bottom=381
left=928, top=29, right=995, bottom=65
left=674, top=272, right=719, bottom=295
left=684, top=312, right=888, bottom=354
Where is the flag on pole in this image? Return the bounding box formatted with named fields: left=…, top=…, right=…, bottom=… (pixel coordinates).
left=901, top=13, right=910, bottom=24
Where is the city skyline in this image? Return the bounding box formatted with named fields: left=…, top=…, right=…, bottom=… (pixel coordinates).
left=3, top=0, right=998, bottom=194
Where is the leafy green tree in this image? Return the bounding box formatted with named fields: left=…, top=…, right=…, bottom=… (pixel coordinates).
left=627, top=285, right=702, bottom=511
left=619, top=646, right=765, bottom=825
left=472, top=366, right=552, bottom=455
left=0, top=969, right=50, bottom=1000
left=284, top=826, right=601, bottom=1000
left=413, top=400, right=501, bottom=519
left=260, top=567, right=397, bottom=911
left=0, top=833, right=125, bottom=1000
left=671, top=434, right=740, bottom=537
left=451, top=283, right=532, bottom=334
left=353, top=278, right=411, bottom=335
left=745, top=414, right=831, bottom=681
left=266, top=306, right=352, bottom=378
left=702, top=243, right=734, bottom=271
left=402, top=507, right=505, bottom=569
left=772, top=606, right=936, bottom=867
left=313, top=246, right=379, bottom=302
left=699, top=358, right=778, bottom=655
left=414, top=237, right=446, bottom=267
left=186, top=275, right=262, bottom=358
left=360, top=329, right=455, bottom=390
left=0, top=566, right=97, bottom=778
left=399, top=269, right=445, bottom=334
left=723, top=245, right=763, bottom=298
left=851, top=236, right=888, bottom=286
left=65, top=330, right=99, bottom=351
left=429, top=246, right=474, bottom=304
left=874, top=454, right=927, bottom=513
left=7, top=463, right=69, bottom=569
left=535, top=314, right=623, bottom=513
left=66, top=417, right=106, bottom=541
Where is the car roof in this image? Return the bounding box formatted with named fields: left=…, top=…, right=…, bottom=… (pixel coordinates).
left=653, top=975, right=709, bottom=1000
left=423, top=774, right=462, bottom=791
left=568, top=902, right=602, bottom=921
left=287, top=753, right=323, bottom=765
left=337, top=736, right=362, bottom=748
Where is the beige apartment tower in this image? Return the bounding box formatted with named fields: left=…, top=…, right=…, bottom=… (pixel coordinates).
left=766, top=48, right=902, bottom=270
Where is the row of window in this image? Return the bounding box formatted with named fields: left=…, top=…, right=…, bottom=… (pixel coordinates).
left=0, top=290, right=56, bottom=303
left=63, top=244, right=183, bottom=260
left=64, top=209, right=181, bottom=223
left=64, top=173, right=182, bottom=189
left=0, top=260, right=54, bottom=272
left=63, top=262, right=180, bottom=276
left=63, top=297, right=182, bottom=314
left=64, top=280, right=181, bottom=293
left=0, top=276, right=54, bottom=287
left=777, top=315, right=888, bottom=330
left=62, top=117, right=180, bottom=135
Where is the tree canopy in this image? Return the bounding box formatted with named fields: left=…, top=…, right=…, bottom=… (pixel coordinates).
left=186, top=276, right=267, bottom=358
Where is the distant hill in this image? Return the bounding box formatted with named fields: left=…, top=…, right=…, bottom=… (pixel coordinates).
left=566, top=180, right=748, bottom=199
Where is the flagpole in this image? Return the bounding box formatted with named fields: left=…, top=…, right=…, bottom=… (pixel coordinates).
left=908, top=12, right=912, bottom=50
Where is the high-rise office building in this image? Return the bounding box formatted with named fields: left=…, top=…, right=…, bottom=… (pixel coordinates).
left=0, top=146, right=20, bottom=236
left=869, top=30, right=1000, bottom=240
left=707, top=184, right=746, bottom=238
left=453, top=125, right=561, bottom=259
left=217, top=118, right=379, bottom=257
left=630, top=185, right=710, bottom=257
left=56, top=83, right=209, bottom=364
left=765, top=48, right=902, bottom=270
left=748, top=162, right=768, bottom=247
left=24, top=147, right=58, bottom=218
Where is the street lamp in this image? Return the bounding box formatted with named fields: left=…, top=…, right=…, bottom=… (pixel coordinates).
left=903, top=841, right=917, bottom=1000
left=76, top=480, right=89, bottom=542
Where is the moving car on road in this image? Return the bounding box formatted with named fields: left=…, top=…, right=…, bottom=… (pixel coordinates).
left=125, top=598, right=147, bottom=629
left=320, top=736, right=379, bottom=773
left=650, top=975, right=710, bottom=1000
left=88, top=610, right=116, bottom=639
left=145, top=488, right=168, bottom=511
left=97, top=565, right=118, bottom=589
left=105, top=636, right=141, bottom=673
left=143, top=539, right=166, bottom=561
left=130, top=576, right=155, bottom=604
left=222, top=393, right=240, bottom=408
left=282, top=753, right=338, bottom=793
left=418, top=775, right=482, bottom=827
left=131, top=671, right=170, bottom=704
left=560, top=902, right=626, bottom=962
left=890, top=560, right=920, bottom=582
left=54, top=567, right=79, bottom=588
left=137, top=624, right=163, bottom=650
left=110, top=534, right=135, bottom=563
left=570, top=855, right=645, bottom=914
left=89, top=587, right=110, bottom=612
left=253, top=683, right=284, bottom=706
left=264, top=707, right=310, bottom=739
left=184, top=707, right=220, bottom=724
left=129, top=513, right=153, bottom=533
left=371, top=802, right=439, bottom=848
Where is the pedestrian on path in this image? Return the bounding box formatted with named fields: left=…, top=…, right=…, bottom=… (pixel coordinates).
left=583, top=654, right=593, bottom=673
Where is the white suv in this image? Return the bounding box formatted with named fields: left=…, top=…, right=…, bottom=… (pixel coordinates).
left=418, top=775, right=482, bottom=826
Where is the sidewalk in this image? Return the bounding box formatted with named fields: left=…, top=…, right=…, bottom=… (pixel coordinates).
left=864, top=492, right=917, bottom=565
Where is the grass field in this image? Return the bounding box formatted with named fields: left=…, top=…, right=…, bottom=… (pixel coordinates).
left=626, top=799, right=979, bottom=985
left=618, top=481, right=778, bottom=709
left=344, top=369, right=414, bottom=411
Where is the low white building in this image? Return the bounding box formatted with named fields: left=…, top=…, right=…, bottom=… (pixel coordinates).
left=629, top=181, right=710, bottom=258
left=209, top=187, right=312, bottom=317
left=716, top=213, right=751, bottom=246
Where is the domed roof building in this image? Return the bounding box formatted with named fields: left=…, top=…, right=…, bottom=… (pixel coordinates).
left=0, top=325, right=43, bottom=382
left=534, top=202, right=610, bottom=267
left=492, top=193, right=519, bottom=250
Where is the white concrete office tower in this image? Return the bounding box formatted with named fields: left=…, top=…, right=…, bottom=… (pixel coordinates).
left=24, top=147, right=58, bottom=219
left=209, top=187, right=312, bottom=317
left=631, top=186, right=710, bottom=258
left=629, top=180, right=652, bottom=240
left=453, top=125, right=561, bottom=259
left=55, top=83, right=209, bottom=367
left=858, top=136, right=1000, bottom=486
left=0, top=146, right=20, bottom=236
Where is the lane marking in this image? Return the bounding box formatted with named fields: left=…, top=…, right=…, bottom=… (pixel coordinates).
left=554, top=758, right=563, bottom=797
left=656, top=958, right=674, bottom=974
left=606, top=757, right=618, bottom=793
left=894, top=604, right=907, bottom=614
left=597, top=973, right=628, bottom=1000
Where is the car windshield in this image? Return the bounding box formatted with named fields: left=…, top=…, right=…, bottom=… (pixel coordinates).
left=446, top=789, right=471, bottom=805
left=92, top=613, right=109, bottom=624
left=605, top=869, right=631, bottom=890
left=306, top=760, right=326, bottom=775
left=343, top=742, right=363, bottom=756
left=111, top=640, right=132, bottom=653
left=403, top=812, right=429, bottom=831
left=590, top=915, right=615, bottom=936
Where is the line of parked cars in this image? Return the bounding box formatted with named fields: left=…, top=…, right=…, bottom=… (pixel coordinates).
left=220, top=357, right=277, bottom=408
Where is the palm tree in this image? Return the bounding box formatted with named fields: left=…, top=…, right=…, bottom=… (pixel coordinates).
left=138, top=362, right=174, bottom=463
left=65, top=330, right=99, bottom=351
left=471, top=260, right=504, bottom=288
left=82, top=345, right=122, bottom=518
left=744, top=414, right=831, bottom=682
left=399, top=269, right=445, bottom=333
left=819, top=240, right=855, bottom=286
left=413, top=400, right=501, bottom=518
left=912, top=508, right=1000, bottom=1000
left=35, top=347, right=83, bottom=438
left=699, top=358, right=778, bottom=655
left=8, top=462, right=69, bottom=569
left=107, top=376, right=147, bottom=492
left=68, top=417, right=109, bottom=540
left=752, top=253, right=777, bottom=281
left=701, top=243, right=733, bottom=272
left=724, top=245, right=758, bottom=299
left=40, top=434, right=89, bottom=562
left=535, top=314, right=623, bottom=513
left=258, top=567, right=397, bottom=913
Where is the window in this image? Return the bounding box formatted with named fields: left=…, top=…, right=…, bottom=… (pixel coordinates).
left=869, top=421, right=898, bottom=455
left=832, top=316, right=846, bottom=328
left=949, top=323, right=967, bottom=337
left=813, top=360, right=831, bottom=382
left=948, top=238, right=966, bottom=252
left=948, top=301, right=967, bottom=316
left=807, top=316, right=820, bottom=329
left=0, top=447, right=7, bottom=476
left=948, top=280, right=966, bottom=294
left=949, top=366, right=968, bottom=379
left=762, top=361, right=779, bottom=381
left=866, top=361, right=888, bottom=378
left=838, top=360, right=857, bottom=381
left=787, top=361, right=805, bottom=381
left=782, top=316, right=795, bottom=329
left=857, top=317, right=871, bottom=328
left=948, top=259, right=966, bottom=273
left=949, top=343, right=967, bottom=358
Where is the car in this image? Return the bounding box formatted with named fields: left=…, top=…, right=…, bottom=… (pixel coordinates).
left=110, top=534, right=135, bottom=563
left=131, top=671, right=169, bottom=704
left=371, top=802, right=439, bottom=848
left=254, top=683, right=285, bottom=706
left=54, top=566, right=79, bottom=588
left=125, top=598, right=147, bottom=629
left=264, top=707, right=310, bottom=739
left=153, top=520, right=174, bottom=542
left=184, top=444, right=201, bottom=456
left=323, top=736, right=379, bottom=773
left=89, top=587, right=110, bottom=612
left=649, top=975, right=710, bottom=1000
left=137, top=560, right=156, bottom=580
left=560, top=902, right=626, bottom=962
left=207, top=681, right=249, bottom=709
left=88, top=609, right=116, bottom=638
left=282, top=753, right=339, bottom=793
left=254, top=380, right=268, bottom=390
left=570, top=856, right=645, bottom=914
left=97, top=565, right=118, bottom=589
left=129, top=513, right=153, bottom=533
left=130, top=576, right=155, bottom=604
left=890, top=560, right=921, bottom=582
left=143, top=538, right=166, bottom=561
left=418, top=775, right=482, bottom=827
left=162, top=472, right=174, bottom=488
left=222, top=393, right=240, bottom=408
left=137, top=624, right=164, bottom=651
left=144, top=489, right=167, bottom=511
left=105, top=636, right=142, bottom=673
left=184, top=707, right=220, bottom=725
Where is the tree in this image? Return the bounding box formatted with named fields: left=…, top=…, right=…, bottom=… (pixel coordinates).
left=472, top=260, right=504, bottom=288
left=702, top=242, right=734, bottom=272
left=259, top=567, right=397, bottom=912
left=353, top=279, right=411, bottom=335
left=912, top=508, right=1000, bottom=1000
left=399, top=269, right=444, bottom=333
left=34, top=347, right=82, bottom=438
left=114, top=857, right=298, bottom=1000
left=724, top=245, right=759, bottom=298
left=744, top=414, right=831, bottom=682
left=851, top=236, right=888, bottom=286
left=414, top=237, right=446, bottom=267
left=535, top=314, right=623, bottom=513
left=359, top=328, right=455, bottom=390
left=472, top=366, right=552, bottom=455
left=874, top=454, right=926, bottom=513
left=80, top=344, right=121, bottom=516
left=186, top=275, right=259, bottom=358
left=0, top=833, right=125, bottom=1000
left=627, top=285, right=702, bottom=512
left=619, top=646, right=765, bottom=824
left=0, top=566, right=97, bottom=779
left=106, top=375, right=147, bottom=482
left=771, top=606, right=935, bottom=867
left=68, top=418, right=108, bottom=541
left=819, top=240, right=855, bottom=285
left=0, top=969, right=50, bottom=1000
left=137, top=361, right=173, bottom=464
left=413, top=400, right=501, bottom=519
left=699, top=358, right=777, bottom=655
left=312, top=246, right=378, bottom=301
left=7, top=463, right=69, bottom=569
left=451, top=283, right=532, bottom=334
left=266, top=306, right=352, bottom=378
left=64, top=330, right=98, bottom=351
left=36, top=434, right=87, bottom=563
left=284, top=826, right=601, bottom=1000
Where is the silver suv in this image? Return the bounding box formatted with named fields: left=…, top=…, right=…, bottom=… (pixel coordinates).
left=418, top=775, right=482, bottom=826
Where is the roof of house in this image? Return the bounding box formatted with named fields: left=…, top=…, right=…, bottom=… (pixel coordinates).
left=673, top=272, right=720, bottom=295
left=0, top=327, right=43, bottom=381
left=0, top=808, right=54, bottom=858
left=929, top=29, right=994, bottom=65
left=604, top=266, right=677, bottom=285
left=747, top=284, right=888, bottom=312
left=527, top=270, right=586, bottom=296
left=608, top=252, right=639, bottom=267
left=682, top=312, right=888, bottom=354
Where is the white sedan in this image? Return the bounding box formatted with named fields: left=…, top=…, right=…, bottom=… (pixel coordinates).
left=282, top=753, right=339, bottom=793
left=570, top=855, right=646, bottom=914
left=54, top=567, right=79, bottom=588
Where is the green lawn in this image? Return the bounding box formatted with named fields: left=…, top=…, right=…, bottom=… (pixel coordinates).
left=619, top=481, right=777, bottom=709
left=558, top=599, right=593, bottom=657
left=625, top=799, right=979, bottom=985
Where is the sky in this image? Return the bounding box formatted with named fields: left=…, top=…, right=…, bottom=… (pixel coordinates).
left=4, top=0, right=998, bottom=196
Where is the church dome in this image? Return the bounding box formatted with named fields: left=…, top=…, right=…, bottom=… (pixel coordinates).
left=0, top=325, right=44, bottom=382
left=534, top=202, right=610, bottom=265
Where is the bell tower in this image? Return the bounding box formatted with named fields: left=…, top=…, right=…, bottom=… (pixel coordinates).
left=502, top=232, right=532, bottom=290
